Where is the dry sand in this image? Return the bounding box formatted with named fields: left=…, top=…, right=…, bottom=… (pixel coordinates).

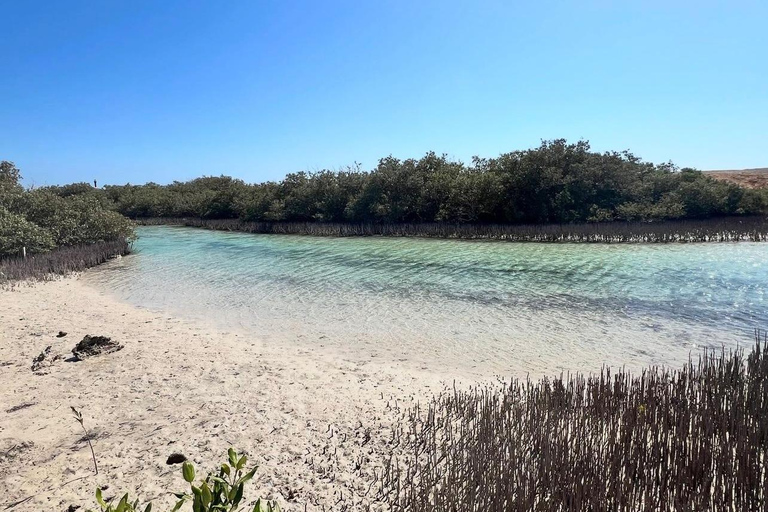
left=705, top=167, right=768, bottom=189
left=0, top=278, right=449, bottom=511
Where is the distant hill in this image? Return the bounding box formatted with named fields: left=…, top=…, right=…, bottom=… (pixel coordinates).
left=704, top=168, right=768, bottom=189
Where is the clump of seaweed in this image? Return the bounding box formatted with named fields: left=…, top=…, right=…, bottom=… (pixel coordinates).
left=71, top=335, right=123, bottom=360
left=377, top=330, right=768, bottom=511
left=0, top=239, right=130, bottom=284
left=137, top=216, right=768, bottom=243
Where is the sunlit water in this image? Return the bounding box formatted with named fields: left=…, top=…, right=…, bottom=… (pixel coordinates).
left=84, top=226, right=768, bottom=378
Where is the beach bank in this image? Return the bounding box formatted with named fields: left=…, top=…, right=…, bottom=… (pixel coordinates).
left=0, top=279, right=442, bottom=511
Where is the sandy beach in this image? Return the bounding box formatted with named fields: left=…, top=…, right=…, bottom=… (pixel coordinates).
left=0, top=278, right=446, bottom=511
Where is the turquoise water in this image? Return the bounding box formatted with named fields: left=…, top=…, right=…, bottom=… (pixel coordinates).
left=84, top=226, right=768, bottom=377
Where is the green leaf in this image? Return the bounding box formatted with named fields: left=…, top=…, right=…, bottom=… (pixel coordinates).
left=233, top=483, right=244, bottom=506
left=114, top=495, right=129, bottom=512
left=143, top=504, right=152, bottom=512
left=96, top=488, right=107, bottom=508
left=220, top=464, right=231, bottom=477
left=201, top=483, right=213, bottom=505
left=228, top=448, right=238, bottom=466
left=171, top=500, right=185, bottom=512
left=240, top=466, right=257, bottom=485
left=183, top=461, right=196, bottom=483
left=236, top=454, right=247, bottom=471
left=252, top=499, right=264, bottom=512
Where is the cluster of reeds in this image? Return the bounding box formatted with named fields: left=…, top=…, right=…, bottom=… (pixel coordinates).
left=376, top=331, right=768, bottom=511
left=136, top=216, right=768, bottom=243
left=0, top=239, right=130, bottom=284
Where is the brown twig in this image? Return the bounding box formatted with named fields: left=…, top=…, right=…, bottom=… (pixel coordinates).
left=71, top=407, right=99, bottom=475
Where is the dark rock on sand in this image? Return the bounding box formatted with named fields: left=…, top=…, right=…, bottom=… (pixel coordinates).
left=166, top=453, right=187, bottom=464
left=72, top=335, right=123, bottom=360
left=56, top=331, right=68, bottom=338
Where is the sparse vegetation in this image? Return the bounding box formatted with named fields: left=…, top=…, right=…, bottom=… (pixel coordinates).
left=0, top=239, right=131, bottom=285
left=71, top=407, right=99, bottom=475
left=76, top=334, right=768, bottom=511
left=377, top=331, right=768, bottom=511
left=87, top=449, right=279, bottom=512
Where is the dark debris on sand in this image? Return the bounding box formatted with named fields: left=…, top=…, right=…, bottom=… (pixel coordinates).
left=71, top=335, right=123, bottom=360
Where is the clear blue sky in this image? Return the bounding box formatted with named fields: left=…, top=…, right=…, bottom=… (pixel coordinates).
left=1, top=1, right=766, bottom=186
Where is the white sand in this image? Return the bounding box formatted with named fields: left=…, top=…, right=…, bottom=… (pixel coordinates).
left=0, top=278, right=449, bottom=511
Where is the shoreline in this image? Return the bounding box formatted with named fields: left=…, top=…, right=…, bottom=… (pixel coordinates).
left=134, top=216, right=768, bottom=243
left=0, top=278, right=445, bottom=511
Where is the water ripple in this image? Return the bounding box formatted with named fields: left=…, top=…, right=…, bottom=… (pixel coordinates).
left=83, top=226, right=768, bottom=377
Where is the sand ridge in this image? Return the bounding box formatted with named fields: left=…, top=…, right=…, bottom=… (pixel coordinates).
left=0, top=278, right=446, bottom=511
left=704, top=167, right=768, bottom=189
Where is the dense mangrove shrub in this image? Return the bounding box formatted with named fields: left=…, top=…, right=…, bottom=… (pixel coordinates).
left=378, top=331, right=768, bottom=512
left=0, top=161, right=135, bottom=260
left=0, top=206, right=55, bottom=255
left=88, top=140, right=768, bottom=225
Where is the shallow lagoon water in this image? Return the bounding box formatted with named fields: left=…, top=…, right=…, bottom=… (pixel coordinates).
left=85, top=226, right=768, bottom=378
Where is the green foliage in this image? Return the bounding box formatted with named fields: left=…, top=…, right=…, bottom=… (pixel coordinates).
left=87, top=449, right=279, bottom=512
left=0, top=161, right=27, bottom=213
left=91, top=488, right=151, bottom=512
left=4, top=142, right=766, bottom=257
left=23, top=191, right=135, bottom=246
left=0, top=160, right=22, bottom=186
left=0, top=160, right=135, bottom=258
left=40, top=181, right=101, bottom=198
left=95, top=141, right=767, bottom=225
left=0, top=206, right=55, bottom=256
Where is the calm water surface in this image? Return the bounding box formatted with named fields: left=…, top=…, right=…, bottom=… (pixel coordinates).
left=84, top=226, right=768, bottom=377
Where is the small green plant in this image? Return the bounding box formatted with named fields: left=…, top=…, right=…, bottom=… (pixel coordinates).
left=92, top=488, right=151, bottom=512
left=87, top=448, right=279, bottom=512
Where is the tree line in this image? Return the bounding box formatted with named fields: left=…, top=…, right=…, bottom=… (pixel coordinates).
left=4, top=139, right=767, bottom=258
left=92, top=140, right=766, bottom=224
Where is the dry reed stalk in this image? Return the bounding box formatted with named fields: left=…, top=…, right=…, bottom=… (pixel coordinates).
left=377, top=331, right=768, bottom=511
left=0, top=240, right=130, bottom=284
left=135, top=216, right=768, bottom=243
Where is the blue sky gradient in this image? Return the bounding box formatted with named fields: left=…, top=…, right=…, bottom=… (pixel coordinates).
left=1, top=1, right=766, bottom=186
